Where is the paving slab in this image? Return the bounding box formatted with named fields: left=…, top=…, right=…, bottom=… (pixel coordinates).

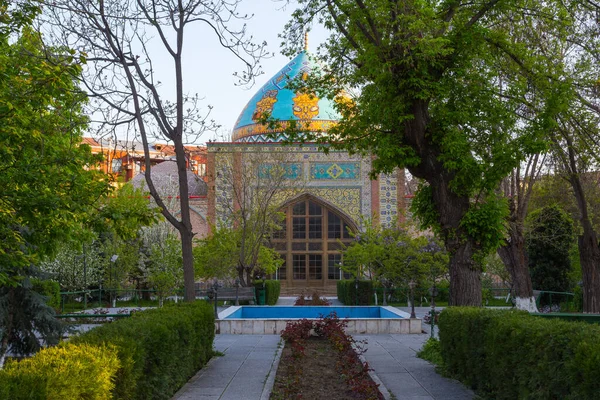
left=356, top=334, right=475, bottom=400
left=171, top=334, right=281, bottom=400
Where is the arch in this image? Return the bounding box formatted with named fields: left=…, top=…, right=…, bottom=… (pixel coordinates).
left=278, top=192, right=359, bottom=233
left=269, top=193, right=355, bottom=289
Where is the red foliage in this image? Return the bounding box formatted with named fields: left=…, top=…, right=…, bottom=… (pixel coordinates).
left=280, top=313, right=383, bottom=400
left=294, top=291, right=332, bottom=306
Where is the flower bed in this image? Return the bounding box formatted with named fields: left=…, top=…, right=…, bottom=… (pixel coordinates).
left=270, top=313, right=383, bottom=400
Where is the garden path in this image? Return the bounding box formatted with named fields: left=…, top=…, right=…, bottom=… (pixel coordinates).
left=171, top=300, right=473, bottom=400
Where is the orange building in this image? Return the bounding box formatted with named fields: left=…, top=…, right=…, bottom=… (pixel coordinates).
left=82, top=137, right=207, bottom=184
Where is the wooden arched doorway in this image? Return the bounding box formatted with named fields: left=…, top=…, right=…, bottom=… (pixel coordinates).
left=268, top=195, right=355, bottom=291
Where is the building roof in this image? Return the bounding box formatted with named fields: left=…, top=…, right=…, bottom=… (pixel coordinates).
left=130, top=161, right=207, bottom=197
left=231, top=51, right=340, bottom=143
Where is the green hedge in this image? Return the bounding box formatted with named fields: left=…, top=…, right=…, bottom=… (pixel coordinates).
left=31, top=278, right=61, bottom=310
left=70, top=301, right=215, bottom=399
left=253, top=280, right=281, bottom=305
left=336, top=280, right=373, bottom=305
left=0, top=343, right=118, bottom=400
left=438, top=307, right=600, bottom=399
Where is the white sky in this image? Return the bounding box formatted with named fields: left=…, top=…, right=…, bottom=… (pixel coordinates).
left=174, top=0, right=329, bottom=143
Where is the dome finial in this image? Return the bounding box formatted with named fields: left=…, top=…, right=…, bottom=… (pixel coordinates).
left=304, top=31, right=309, bottom=51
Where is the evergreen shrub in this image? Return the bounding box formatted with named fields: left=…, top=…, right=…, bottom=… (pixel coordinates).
left=264, top=280, right=280, bottom=305
left=71, top=301, right=215, bottom=399
left=438, top=307, right=600, bottom=399
left=0, top=343, right=118, bottom=400
left=336, top=280, right=373, bottom=305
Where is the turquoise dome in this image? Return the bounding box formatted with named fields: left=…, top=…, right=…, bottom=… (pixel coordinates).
left=232, top=51, right=340, bottom=143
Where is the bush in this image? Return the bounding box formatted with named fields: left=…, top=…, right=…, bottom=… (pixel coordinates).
left=70, top=301, right=214, bottom=399
left=336, top=280, right=373, bottom=305
left=0, top=343, right=119, bottom=400
left=265, top=280, right=281, bottom=305
left=31, top=278, right=61, bottom=310
left=253, top=280, right=280, bottom=305
left=438, top=307, right=600, bottom=399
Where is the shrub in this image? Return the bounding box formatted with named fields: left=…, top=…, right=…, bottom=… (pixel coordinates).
left=417, top=338, right=443, bottom=366
left=337, top=280, right=373, bottom=305
left=70, top=301, right=214, bottom=400
left=0, top=343, right=119, bottom=400
left=253, top=280, right=280, bottom=305
left=438, top=307, right=600, bottom=399
left=31, top=278, right=61, bottom=310
left=294, top=291, right=331, bottom=306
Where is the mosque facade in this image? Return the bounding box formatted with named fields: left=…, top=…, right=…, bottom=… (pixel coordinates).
left=207, top=49, right=407, bottom=291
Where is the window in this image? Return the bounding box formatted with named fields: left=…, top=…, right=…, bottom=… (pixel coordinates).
left=293, top=255, right=306, bottom=280
left=271, top=197, right=355, bottom=284
left=309, top=255, right=322, bottom=279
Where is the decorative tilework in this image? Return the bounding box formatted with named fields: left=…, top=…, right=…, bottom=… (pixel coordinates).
left=310, top=162, right=360, bottom=180
left=311, top=187, right=362, bottom=223
left=209, top=143, right=374, bottom=229
left=258, top=163, right=302, bottom=180
left=379, top=171, right=398, bottom=227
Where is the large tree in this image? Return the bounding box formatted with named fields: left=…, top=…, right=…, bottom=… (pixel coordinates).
left=42, top=0, right=267, bottom=301
left=0, top=2, right=108, bottom=366
left=497, top=155, right=545, bottom=312
left=281, top=0, right=571, bottom=305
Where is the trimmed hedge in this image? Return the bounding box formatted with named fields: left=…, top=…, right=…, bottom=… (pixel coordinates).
left=71, top=301, right=215, bottom=399
left=336, top=280, right=373, bottom=305
left=253, top=280, right=281, bottom=305
left=438, top=307, right=600, bottom=399
left=0, top=343, right=119, bottom=399
left=31, top=278, right=61, bottom=310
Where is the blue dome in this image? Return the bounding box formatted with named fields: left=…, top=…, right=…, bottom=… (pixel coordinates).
left=232, top=51, right=340, bottom=143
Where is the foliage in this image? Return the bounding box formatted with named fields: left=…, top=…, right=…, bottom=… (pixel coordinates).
left=194, top=224, right=283, bottom=283
left=526, top=204, right=576, bottom=292
left=253, top=279, right=280, bottom=306
left=438, top=307, right=600, bottom=399
left=145, top=235, right=183, bottom=307
left=417, top=338, right=443, bottom=367
left=342, top=222, right=448, bottom=289
left=337, top=280, right=374, bottom=305
left=0, top=4, right=108, bottom=287
left=0, top=268, right=65, bottom=368
left=0, top=343, right=119, bottom=400
left=279, top=314, right=382, bottom=400
left=280, top=0, right=578, bottom=306
left=38, top=241, right=105, bottom=292
left=92, top=185, right=162, bottom=242
left=294, top=291, right=331, bottom=306
left=31, top=278, right=60, bottom=311
left=70, top=301, right=214, bottom=399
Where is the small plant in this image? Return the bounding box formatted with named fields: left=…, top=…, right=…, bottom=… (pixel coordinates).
left=294, top=291, right=331, bottom=306
left=417, top=338, right=443, bottom=366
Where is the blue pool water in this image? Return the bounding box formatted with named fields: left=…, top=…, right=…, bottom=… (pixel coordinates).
left=223, top=306, right=404, bottom=319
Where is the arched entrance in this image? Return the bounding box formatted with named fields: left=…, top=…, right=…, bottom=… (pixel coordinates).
left=269, top=195, right=355, bottom=290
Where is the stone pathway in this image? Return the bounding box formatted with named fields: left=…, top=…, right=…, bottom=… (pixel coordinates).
left=171, top=334, right=281, bottom=400
left=357, top=334, right=474, bottom=400
left=171, top=300, right=473, bottom=400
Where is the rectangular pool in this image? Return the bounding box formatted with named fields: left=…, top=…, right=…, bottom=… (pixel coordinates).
left=216, top=306, right=421, bottom=335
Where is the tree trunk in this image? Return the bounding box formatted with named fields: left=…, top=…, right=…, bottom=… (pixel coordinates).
left=497, top=228, right=537, bottom=312
left=447, top=239, right=482, bottom=306
left=578, top=231, right=600, bottom=313
left=405, top=100, right=483, bottom=306
left=180, top=227, right=195, bottom=302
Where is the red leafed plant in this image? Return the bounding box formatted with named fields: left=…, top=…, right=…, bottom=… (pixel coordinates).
left=278, top=313, right=383, bottom=400
left=294, top=291, right=331, bottom=306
